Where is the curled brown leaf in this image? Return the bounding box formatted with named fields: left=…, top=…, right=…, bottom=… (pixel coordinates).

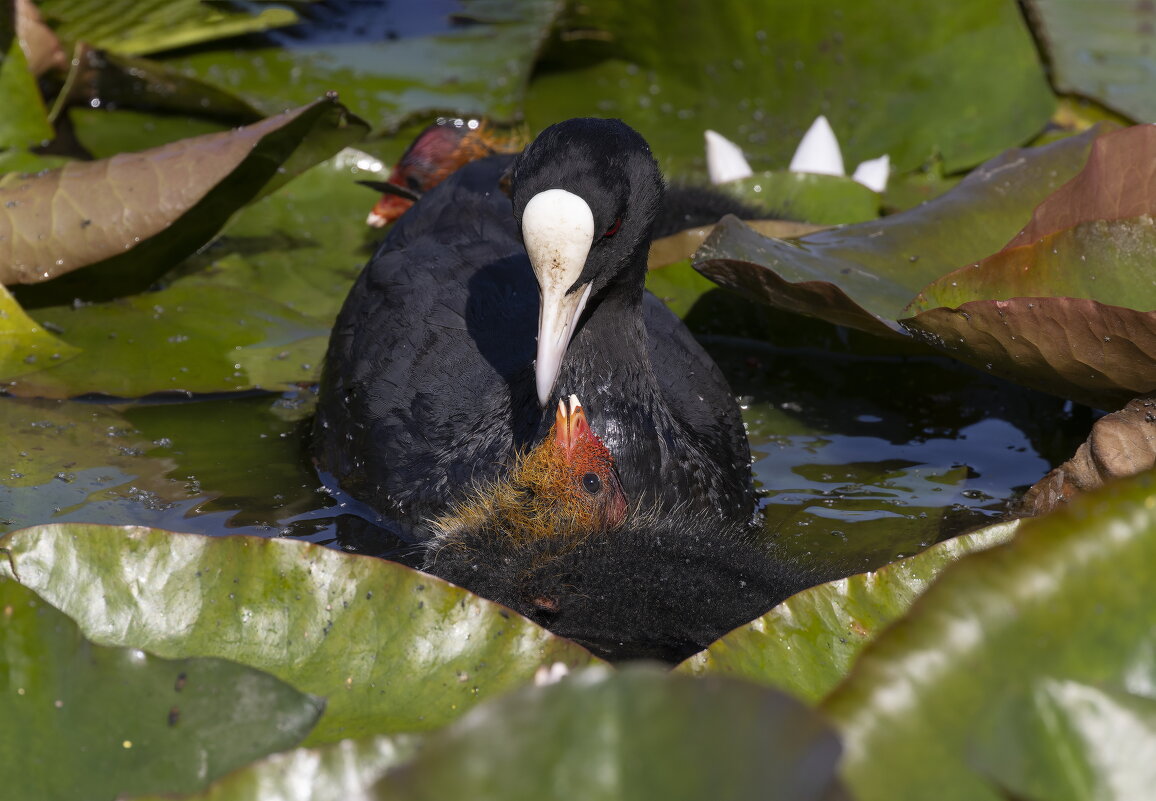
left=1018, top=396, right=1156, bottom=517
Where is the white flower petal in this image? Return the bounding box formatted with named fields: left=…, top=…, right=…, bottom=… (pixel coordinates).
left=788, top=115, right=844, bottom=177
left=852, top=154, right=890, bottom=193
left=704, top=129, right=753, bottom=184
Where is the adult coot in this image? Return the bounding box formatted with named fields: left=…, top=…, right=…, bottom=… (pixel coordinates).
left=316, top=118, right=753, bottom=540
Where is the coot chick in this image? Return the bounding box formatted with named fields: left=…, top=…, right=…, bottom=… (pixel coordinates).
left=425, top=395, right=812, bottom=663
left=431, top=394, right=628, bottom=547
left=316, top=118, right=753, bottom=540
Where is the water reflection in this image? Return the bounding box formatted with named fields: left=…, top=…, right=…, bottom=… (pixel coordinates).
left=1, top=331, right=1092, bottom=576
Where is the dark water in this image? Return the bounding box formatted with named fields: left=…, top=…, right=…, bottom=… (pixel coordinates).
left=0, top=307, right=1093, bottom=577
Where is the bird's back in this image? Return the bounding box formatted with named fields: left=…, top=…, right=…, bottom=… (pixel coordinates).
left=316, top=156, right=542, bottom=537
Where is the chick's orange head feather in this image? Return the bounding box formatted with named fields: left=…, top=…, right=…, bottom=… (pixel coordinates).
left=551, top=395, right=628, bottom=529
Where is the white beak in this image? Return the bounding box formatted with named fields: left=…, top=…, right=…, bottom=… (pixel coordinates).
left=521, top=188, right=595, bottom=407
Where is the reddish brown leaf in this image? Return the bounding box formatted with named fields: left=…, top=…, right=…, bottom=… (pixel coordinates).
left=902, top=297, right=1156, bottom=409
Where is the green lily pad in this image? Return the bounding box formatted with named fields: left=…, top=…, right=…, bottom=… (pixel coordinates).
left=57, top=47, right=263, bottom=123
left=895, top=125, right=1156, bottom=408
left=693, top=126, right=1105, bottom=336
left=2, top=96, right=367, bottom=298
left=677, top=521, right=1019, bottom=702
left=0, top=576, right=323, bottom=800
left=0, top=524, right=600, bottom=745
left=0, top=398, right=190, bottom=529
left=0, top=149, right=69, bottom=178
left=130, top=735, right=422, bottom=801
left=70, top=107, right=230, bottom=159
left=38, top=0, right=299, bottom=56
left=4, top=280, right=327, bottom=397
left=163, top=0, right=563, bottom=131
left=0, top=283, right=79, bottom=380
left=373, top=666, right=851, bottom=801
left=0, top=17, right=53, bottom=150
left=823, top=469, right=1156, bottom=801
left=178, top=148, right=385, bottom=324
left=727, top=171, right=881, bottom=225
left=913, top=125, right=1156, bottom=311
left=526, top=0, right=1054, bottom=176
left=1025, top=0, right=1156, bottom=123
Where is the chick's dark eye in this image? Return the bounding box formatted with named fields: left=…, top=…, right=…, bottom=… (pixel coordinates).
left=603, top=217, right=622, bottom=238
left=581, top=472, right=602, bottom=494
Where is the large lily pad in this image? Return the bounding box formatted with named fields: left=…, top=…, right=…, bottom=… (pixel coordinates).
left=823, top=469, right=1156, bottom=801
left=526, top=0, right=1054, bottom=176
left=164, top=0, right=562, bottom=131
left=1, top=96, right=367, bottom=296
left=0, top=398, right=189, bottom=532
left=131, top=735, right=421, bottom=801
left=898, top=126, right=1156, bottom=409
left=0, top=8, right=53, bottom=150
left=0, top=576, right=323, bottom=800
left=694, top=126, right=1103, bottom=336
left=37, top=0, right=299, bottom=56
left=1025, top=0, right=1156, bottom=123
left=69, top=107, right=230, bottom=159
left=374, top=667, right=851, bottom=801
left=901, top=298, right=1156, bottom=411
left=677, top=521, right=1019, bottom=702
left=3, top=279, right=328, bottom=396
left=727, top=171, right=881, bottom=225
left=913, top=124, right=1156, bottom=310
left=177, top=148, right=385, bottom=324
left=0, top=283, right=78, bottom=379
left=55, top=47, right=263, bottom=123
left=0, top=524, right=600, bottom=745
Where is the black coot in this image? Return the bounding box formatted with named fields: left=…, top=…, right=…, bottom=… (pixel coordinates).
left=315, top=118, right=753, bottom=540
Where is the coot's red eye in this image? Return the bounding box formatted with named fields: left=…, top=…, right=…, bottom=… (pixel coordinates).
left=603, top=217, right=622, bottom=238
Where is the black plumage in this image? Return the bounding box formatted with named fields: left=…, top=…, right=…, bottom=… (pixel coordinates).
left=315, top=118, right=753, bottom=541
left=424, top=508, right=817, bottom=663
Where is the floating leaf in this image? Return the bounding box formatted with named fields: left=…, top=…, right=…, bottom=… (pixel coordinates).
left=913, top=125, right=1156, bottom=311
left=647, top=219, right=825, bottom=271
left=130, top=735, right=422, bottom=801
left=0, top=577, right=323, bottom=800
left=1025, top=0, right=1156, bottom=123
left=1019, top=395, right=1156, bottom=517
left=727, top=171, right=880, bottom=225
left=526, top=0, right=1054, bottom=176
left=1, top=96, right=367, bottom=295
left=677, top=521, right=1018, bottom=702
left=902, top=297, right=1156, bottom=410
left=5, top=280, right=327, bottom=397
left=374, top=667, right=851, bottom=801
left=694, top=127, right=1103, bottom=337
left=69, top=107, right=230, bottom=159
left=824, top=470, right=1156, bottom=801
left=0, top=395, right=180, bottom=497
left=0, top=524, right=600, bottom=744
left=164, top=0, right=563, bottom=131
left=56, top=47, right=263, bottom=124
left=0, top=13, right=53, bottom=150
left=0, top=283, right=79, bottom=381
left=37, top=0, right=298, bottom=57
left=179, top=149, right=386, bottom=324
